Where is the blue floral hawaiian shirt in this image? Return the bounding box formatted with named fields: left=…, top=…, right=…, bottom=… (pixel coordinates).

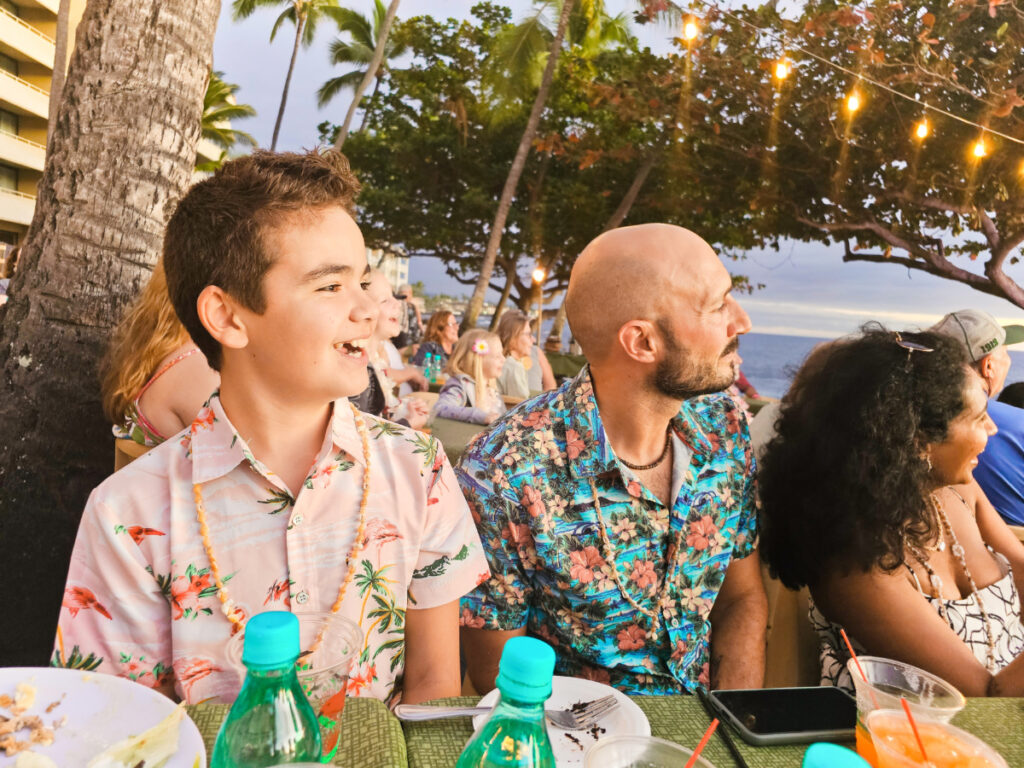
left=457, top=366, right=758, bottom=694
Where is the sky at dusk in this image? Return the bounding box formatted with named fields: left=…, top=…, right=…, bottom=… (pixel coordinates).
left=212, top=1, right=1024, bottom=339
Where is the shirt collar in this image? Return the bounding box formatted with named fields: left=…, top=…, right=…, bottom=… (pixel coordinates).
left=189, top=395, right=364, bottom=487
left=564, top=365, right=717, bottom=482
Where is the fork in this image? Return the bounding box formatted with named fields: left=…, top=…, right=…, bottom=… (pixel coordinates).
left=394, top=694, right=619, bottom=730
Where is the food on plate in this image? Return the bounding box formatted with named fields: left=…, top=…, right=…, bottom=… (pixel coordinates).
left=87, top=703, right=185, bottom=768
left=0, top=683, right=61, bottom=758
left=14, top=750, right=59, bottom=767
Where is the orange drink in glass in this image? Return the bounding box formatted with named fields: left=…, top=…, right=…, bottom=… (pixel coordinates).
left=866, top=710, right=1008, bottom=768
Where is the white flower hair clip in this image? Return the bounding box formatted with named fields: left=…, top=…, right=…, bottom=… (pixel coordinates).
left=472, top=339, right=489, bottom=355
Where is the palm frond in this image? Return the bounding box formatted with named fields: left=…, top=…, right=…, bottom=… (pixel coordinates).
left=486, top=8, right=555, bottom=99
left=204, top=103, right=258, bottom=123
left=328, top=37, right=374, bottom=65
left=269, top=5, right=297, bottom=42
left=231, top=0, right=283, bottom=21
left=316, top=70, right=366, bottom=108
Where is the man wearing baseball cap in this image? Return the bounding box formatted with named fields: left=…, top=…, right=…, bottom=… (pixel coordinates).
left=931, top=308, right=1024, bottom=525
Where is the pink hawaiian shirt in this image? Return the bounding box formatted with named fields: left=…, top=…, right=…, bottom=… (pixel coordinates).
left=53, top=394, right=488, bottom=704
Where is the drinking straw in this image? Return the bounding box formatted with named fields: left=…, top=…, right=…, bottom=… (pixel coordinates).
left=695, top=687, right=750, bottom=768
left=901, top=697, right=930, bottom=764
left=839, top=628, right=880, bottom=709
left=684, top=718, right=719, bottom=768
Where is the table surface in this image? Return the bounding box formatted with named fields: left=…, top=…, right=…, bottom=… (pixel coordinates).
left=188, top=693, right=1024, bottom=768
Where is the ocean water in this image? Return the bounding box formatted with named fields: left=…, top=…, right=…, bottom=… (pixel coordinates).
left=738, top=332, right=1024, bottom=400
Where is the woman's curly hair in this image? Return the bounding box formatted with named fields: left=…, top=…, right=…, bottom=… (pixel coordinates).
left=758, top=324, right=969, bottom=590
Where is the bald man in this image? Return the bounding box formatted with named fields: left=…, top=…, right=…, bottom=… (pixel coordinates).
left=457, top=224, right=767, bottom=695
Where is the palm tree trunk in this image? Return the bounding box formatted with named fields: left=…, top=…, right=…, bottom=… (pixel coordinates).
left=488, top=264, right=516, bottom=331
left=335, top=0, right=400, bottom=149
left=459, top=0, right=575, bottom=333
left=46, top=0, right=72, bottom=145
left=0, top=0, right=219, bottom=666
left=358, top=74, right=383, bottom=132
left=544, top=153, right=656, bottom=349
left=271, top=14, right=306, bottom=151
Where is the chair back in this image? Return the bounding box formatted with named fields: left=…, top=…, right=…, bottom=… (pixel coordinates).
left=113, top=438, right=151, bottom=472
left=761, top=564, right=820, bottom=688
left=1009, top=525, right=1024, bottom=543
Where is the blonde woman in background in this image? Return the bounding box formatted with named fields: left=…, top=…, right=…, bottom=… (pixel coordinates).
left=432, top=329, right=506, bottom=425
left=101, top=261, right=219, bottom=446
left=495, top=309, right=556, bottom=399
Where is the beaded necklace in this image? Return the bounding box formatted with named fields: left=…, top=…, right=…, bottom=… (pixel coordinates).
left=907, top=491, right=998, bottom=674
left=588, top=476, right=685, bottom=638
left=194, top=402, right=372, bottom=655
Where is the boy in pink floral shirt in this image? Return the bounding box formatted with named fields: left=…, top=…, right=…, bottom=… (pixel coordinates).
left=53, top=150, right=488, bottom=705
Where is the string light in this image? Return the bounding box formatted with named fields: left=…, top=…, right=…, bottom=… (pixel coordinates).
left=773, top=58, right=791, bottom=81
left=683, top=17, right=700, bottom=41
left=914, top=119, right=930, bottom=140
left=972, top=137, right=988, bottom=159
left=846, top=90, right=862, bottom=113
left=531, top=267, right=546, bottom=284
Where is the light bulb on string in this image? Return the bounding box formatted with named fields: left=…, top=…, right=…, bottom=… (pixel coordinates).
left=846, top=90, right=862, bottom=113
left=972, top=137, right=988, bottom=159
left=683, top=17, right=699, bottom=41
left=531, top=267, right=546, bottom=284
left=773, top=58, right=791, bottom=81
left=914, top=118, right=930, bottom=140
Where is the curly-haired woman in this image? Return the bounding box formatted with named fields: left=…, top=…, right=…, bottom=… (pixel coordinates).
left=759, top=325, right=1024, bottom=696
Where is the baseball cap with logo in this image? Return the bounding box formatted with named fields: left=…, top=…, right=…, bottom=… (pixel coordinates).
left=929, top=309, right=1024, bottom=362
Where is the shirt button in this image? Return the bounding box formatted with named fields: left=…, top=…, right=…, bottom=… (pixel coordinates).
left=292, top=514, right=304, bottom=526
left=295, top=590, right=309, bottom=605
left=671, top=618, right=680, bottom=628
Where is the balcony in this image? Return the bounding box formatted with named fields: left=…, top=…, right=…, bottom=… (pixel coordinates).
left=0, top=186, right=35, bottom=226
left=18, top=0, right=58, bottom=15
left=0, top=68, right=48, bottom=118
left=0, top=7, right=55, bottom=68
left=0, top=129, right=44, bottom=171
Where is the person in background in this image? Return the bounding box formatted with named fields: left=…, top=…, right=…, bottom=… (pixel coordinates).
left=431, top=329, right=507, bottom=425
left=495, top=310, right=556, bottom=400
left=100, top=260, right=219, bottom=447
left=392, top=283, right=424, bottom=353
left=412, top=309, right=458, bottom=368
left=759, top=326, right=1024, bottom=697
left=931, top=309, right=1024, bottom=527
left=350, top=271, right=429, bottom=429
left=459, top=224, right=766, bottom=695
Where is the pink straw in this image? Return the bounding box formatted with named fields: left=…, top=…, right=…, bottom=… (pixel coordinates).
left=901, top=697, right=930, bottom=764
left=684, top=718, right=719, bottom=768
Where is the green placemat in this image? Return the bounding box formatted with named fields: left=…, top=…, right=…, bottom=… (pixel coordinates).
left=187, top=697, right=407, bottom=768
left=401, top=695, right=1024, bottom=768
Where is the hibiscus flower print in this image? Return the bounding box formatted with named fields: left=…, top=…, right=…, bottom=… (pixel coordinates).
left=520, top=485, right=546, bottom=518
left=686, top=515, right=719, bottom=551
left=346, top=662, right=378, bottom=695
left=611, top=516, right=637, bottom=542
left=63, top=586, right=112, bottom=620
left=521, top=411, right=551, bottom=429
left=626, top=480, right=643, bottom=498
left=114, top=525, right=166, bottom=545
left=630, top=559, right=657, bottom=590
left=564, top=429, right=586, bottom=460
left=191, top=406, right=215, bottom=432
left=169, top=571, right=213, bottom=620
left=617, top=624, right=646, bottom=651
left=459, top=607, right=485, bottom=629
left=568, top=546, right=604, bottom=585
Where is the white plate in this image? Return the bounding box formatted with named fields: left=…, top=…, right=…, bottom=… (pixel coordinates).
left=0, top=667, right=205, bottom=767
left=472, top=675, right=651, bottom=767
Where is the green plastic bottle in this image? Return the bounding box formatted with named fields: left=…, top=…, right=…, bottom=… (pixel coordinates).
left=455, top=636, right=557, bottom=768
left=211, top=611, right=322, bottom=767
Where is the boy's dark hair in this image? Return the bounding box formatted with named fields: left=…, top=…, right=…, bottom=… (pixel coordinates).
left=998, top=381, right=1024, bottom=409
left=164, top=149, right=361, bottom=370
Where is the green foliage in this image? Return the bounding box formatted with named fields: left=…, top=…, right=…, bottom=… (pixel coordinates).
left=201, top=70, right=257, bottom=155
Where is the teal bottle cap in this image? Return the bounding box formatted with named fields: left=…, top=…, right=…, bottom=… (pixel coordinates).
left=802, top=743, right=871, bottom=768
left=495, top=636, right=556, bottom=704
left=242, top=611, right=301, bottom=669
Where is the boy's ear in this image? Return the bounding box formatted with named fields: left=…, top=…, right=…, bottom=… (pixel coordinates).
left=197, top=285, right=249, bottom=353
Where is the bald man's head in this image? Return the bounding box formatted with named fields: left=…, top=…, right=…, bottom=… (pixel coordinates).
left=565, top=224, right=727, bottom=362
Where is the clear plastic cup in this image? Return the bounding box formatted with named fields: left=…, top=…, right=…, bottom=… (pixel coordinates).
left=848, top=656, right=965, bottom=766
left=228, top=612, right=362, bottom=763
left=866, top=709, right=1008, bottom=768
left=584, top=735, right=717, bottom=768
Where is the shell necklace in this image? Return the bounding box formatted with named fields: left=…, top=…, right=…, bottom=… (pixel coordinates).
left=908, top=491, right=998, bottom=674
left=194, top=402, right=372, bottom=654
left=589, top=476, right=686, bottom=638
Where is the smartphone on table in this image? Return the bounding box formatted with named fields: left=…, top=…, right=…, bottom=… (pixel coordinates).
left=707, top=687, right=856, bottom=746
